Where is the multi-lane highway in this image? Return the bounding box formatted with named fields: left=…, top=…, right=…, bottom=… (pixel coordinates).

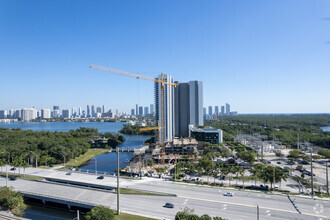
left=1, top=166, right=329, bottom=220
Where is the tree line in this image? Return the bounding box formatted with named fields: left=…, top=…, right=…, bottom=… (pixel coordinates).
left=206, top=114, right=330, bottom=149
left=119, top=124, right=155, bottom=135
left=0, top=127, right=125, bottom=166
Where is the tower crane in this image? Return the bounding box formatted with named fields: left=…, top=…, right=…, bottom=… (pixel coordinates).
left=90, top=64, right=178, bottom=165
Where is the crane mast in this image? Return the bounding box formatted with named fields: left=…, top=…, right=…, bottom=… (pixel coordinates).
left=90, top=64, right=177, bottom=165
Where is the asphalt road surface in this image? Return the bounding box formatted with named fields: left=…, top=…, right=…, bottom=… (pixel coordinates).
left=1, top=166, right=329, bottom=220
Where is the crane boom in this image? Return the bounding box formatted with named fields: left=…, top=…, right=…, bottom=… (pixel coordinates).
left=140, top=126, right=165, bottom=131
left=90, top=64, right=178, bottom=87
left=90, top=64, right=173, bottom=166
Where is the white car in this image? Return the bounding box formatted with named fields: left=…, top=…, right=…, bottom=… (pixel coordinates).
left=223, top=192, right=233, bottom=197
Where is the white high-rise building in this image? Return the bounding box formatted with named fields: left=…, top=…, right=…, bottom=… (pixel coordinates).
left=155, top=74, right=175, bottom=142
left=53, top=109, right=60, bottom=118
left=72, top=107, right=77, bottom=118
left=226, top=103, right=230, bottom=115
left=41, top=109, right=51, bottom=119
left=22, top=108, right=37, bottom=121
left=78, top=107, right=82, bottom=117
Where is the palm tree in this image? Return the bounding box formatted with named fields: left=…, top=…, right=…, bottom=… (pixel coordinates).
left=238, top=167, right=246, bottom=188
left=0, top=158, right=6, bottom=173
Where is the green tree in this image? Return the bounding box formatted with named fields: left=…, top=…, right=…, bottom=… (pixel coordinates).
left=260, top=166, right=287, bottom=190
left=200, top=214, right=212, bottom=220
left=0, top=187, right=26, bottom=216
left=85, top=206, right=114, bottom=220
left=288, top=150, right=304, bottom=159
left=148, top=158, right=154, bottom=167
left=237, top=151, right=255, bottom=165
left=318, top=150, right=330, bottom=159
left=252, top=163, right=264, bottom=185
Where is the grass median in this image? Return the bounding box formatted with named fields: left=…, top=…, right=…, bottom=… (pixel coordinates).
left=114, top=213, right=156, bottom=220
left=65, top=148, right=109, bottom=167
left=115, top=188, right=175, bottom=197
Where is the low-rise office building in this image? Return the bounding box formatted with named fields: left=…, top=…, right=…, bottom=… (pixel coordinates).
left=189, top=125, right=223, bottom=144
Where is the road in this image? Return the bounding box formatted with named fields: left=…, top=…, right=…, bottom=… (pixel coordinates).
left=1, top=166, right=329, bottom=220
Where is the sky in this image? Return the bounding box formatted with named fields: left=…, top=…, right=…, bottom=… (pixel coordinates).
left=0, top=0, right=329, bottom=114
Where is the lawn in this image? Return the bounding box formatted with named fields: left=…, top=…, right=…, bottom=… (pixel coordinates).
left=114, top=213, right=156, bottom=220
left=65, top=148, right=108, bottom=167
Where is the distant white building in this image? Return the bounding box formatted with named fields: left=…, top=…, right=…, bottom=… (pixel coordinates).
left=41, top=109, right=51, bottom=119
left=22, top=108, right=37, bottom=121
left=53, top=109, right=60, bottom=118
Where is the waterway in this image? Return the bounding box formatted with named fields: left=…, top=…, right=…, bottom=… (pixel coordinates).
left=23, top=204, right=77, bottom=220
left=0, top=121, right=150, bottom=219
left=0, top=122, right=150, bottom=173
left=321, top=126, right=330, bottom=132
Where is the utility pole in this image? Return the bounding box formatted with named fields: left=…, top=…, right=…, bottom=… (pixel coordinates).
left=117, top=148, right=120, bottom=215
left=257, top=205, right=259, bottom=220
left=310, top=150, right=314, bottom=198
left=326, top=161, right=329, bottom=197
left=77, top=210, right=80, bottom=220
left=6, top=165, right=8, bottom=187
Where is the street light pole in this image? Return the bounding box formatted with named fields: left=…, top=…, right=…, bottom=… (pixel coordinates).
left=310, top=150, right=314, bottom=198
left=273, top=166, right=275, bottom=191
left=30, top=152, right=37, bottom=168
left=60, top=153, right=66, bottom=167
left=326, top=161, right=329, bottom=197
left=93, top=158, right=97, bottom=174
left=2, top=150, right=10, bottom=187
left=117, top=148, right=120, bottom=215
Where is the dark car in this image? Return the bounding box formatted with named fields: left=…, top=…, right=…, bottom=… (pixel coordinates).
left=9, top=176, right=16, bottom=181
left=97, top=175, right=104, bottom=180
left=10, top=167, right=16, bottom=171
left=277, top=161, right=281, bottom=164
left=66, top=172, right=72, bottom=175
left=287, top=160, right=295, bottom=165
left=164, top=203, right=175, bottom=208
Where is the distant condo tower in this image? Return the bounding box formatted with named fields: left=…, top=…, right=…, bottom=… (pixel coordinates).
left=226, top=103, right=230, bottom=115
left=87, top=105, right=91, bottom=117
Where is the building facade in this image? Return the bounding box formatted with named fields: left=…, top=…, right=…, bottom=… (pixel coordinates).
left=41, top=109, right=51, bottom=119
left=21, top=108, right=37, bottom=121
left=155, top=74, right=175, bottom=143
left=225, top=103, right=230, bottom=115
left=174, top=81, right=203, bottom=138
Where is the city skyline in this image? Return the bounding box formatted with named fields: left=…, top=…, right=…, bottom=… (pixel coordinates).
left=1, top=1, right=330, bottom=113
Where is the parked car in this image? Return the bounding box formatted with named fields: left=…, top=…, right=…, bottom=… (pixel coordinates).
left=223, top=192, right=233, bottom=197
left=287, top=161, right=295, bottom=165
left=9, top=176, right=16, bottom=181
left=97, top=175, right=104, bottom=179
left=10, top=167, right=16, bottom=171
left=274, top=185, right=279, bottom=190
left=277, top=161, right=281, bottom=164
left=163, top=203, right=175, bottom=208
left=260, top=185, right=269, bottom=190
left=66, top=172, right=71, bottom=175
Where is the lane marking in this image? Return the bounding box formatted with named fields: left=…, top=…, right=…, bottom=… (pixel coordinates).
left=177, top=195, right=329, bottom=219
